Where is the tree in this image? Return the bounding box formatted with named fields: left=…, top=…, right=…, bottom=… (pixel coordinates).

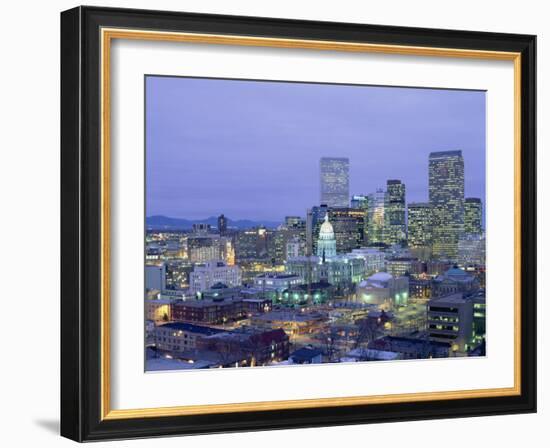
left=352, top=317, right=384, bottom=349
left=318, top=327, right=343, bottom=362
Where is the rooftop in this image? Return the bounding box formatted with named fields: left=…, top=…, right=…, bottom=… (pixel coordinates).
left=429, top=150, right=462, bottom=158
left=290, top=347, right=323, bottom=362
left=158, top=322, right=227, bottom=336
left=369, top=335, right=451, bottom=349
left=428, top=293, right=466, bottom=305
left=367, top=272, right=393, bottom=282
left=256, top=273, right=300, bottom=279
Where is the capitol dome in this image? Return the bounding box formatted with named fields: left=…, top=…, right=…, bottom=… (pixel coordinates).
left=318, top=214, right=335, bottom=240
left=316, top=214, right=337, bottom=259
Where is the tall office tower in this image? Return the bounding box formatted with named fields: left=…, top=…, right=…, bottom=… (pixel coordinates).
left=284, top=216, right=305, bottom=229
left=329, top=207, right=366, bottom=253
left=306, top=208, right=314, bottom=256
left=351, top=194, right=369, bottom=210
left=192, top=223, right=211, bottom=235
left=429, top=150, right=465, bottom=261
left=320, top=157, right=350, bottom=207
left=367, top=188, right=387, bottom=245
left=217, top=214, right=228, bottom=235
left=350, top=194, right=370, bottom=243
left=464, top=198, right=483, bottom=234
left=385, top=180, right=406, bottom=245
left=235, top=227, right=269, bottom=262
left=408, top=202, right=433, bottom=260
left=309, top=204, right=328, bottom=255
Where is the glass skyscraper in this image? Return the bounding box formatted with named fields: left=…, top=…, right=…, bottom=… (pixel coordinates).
left=320, top=157, right=349, bottom=207
left=407, top=202, right=433, bottom=248
left=464, top=197, right=483, bottom=234
left=429, top=150, right=465, bottom=261
left=367, top=188, right=386, bottom=245
left=385, top=179, right=406, bottom=245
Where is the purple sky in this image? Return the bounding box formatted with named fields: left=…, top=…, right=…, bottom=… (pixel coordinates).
left=146, top=76, right=486, bottom=222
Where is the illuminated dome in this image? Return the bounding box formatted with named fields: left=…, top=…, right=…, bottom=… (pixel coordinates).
left=318, top=214, right=335, bottom=240
left=316, top=214, right=336, bottom=259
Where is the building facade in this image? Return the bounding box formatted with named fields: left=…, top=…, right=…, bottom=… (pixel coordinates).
left=320, top=157, right=349, bottom=207
left=407, top=202, right=433, bottom=253
left=154, top=322, right=226, bottom=352
left=350, top=248, right=386, bottom=274
left=458, top=233, right=486, bottom=267
left=427, top=292, right=483, bottom=353
left=367, top=188, right=387, bottom=245
left=329, top=207, right=365, bottom=253
left=429, top=150, right=465, bottom=261
left=189, top=260, right=242, bottom=293
left=464, top=197, right=483, bottom=234
left=385, top=179, right=406, bottom=245
left=356, top=272, right=409, bottom=307
left=217, top=214, right=228, bottom=235
left=145, top=264, right=166, bottom=291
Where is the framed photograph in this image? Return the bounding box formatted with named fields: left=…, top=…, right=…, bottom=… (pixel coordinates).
left=60, top=6, right=536, bottom=441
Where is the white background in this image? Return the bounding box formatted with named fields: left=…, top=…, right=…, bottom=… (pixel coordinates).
left=0, top=0, right=546, bottom=446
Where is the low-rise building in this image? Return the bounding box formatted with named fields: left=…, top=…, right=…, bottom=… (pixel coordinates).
left=367, top=335, right=451, bottom=359
left=251, top=310, right=327, bottom=337
left=145, top=298, right=175, bottom=323
left=350, top=248, right=386, bottom=274
left=253, top=273, right=303, bottom=291
left=289, top=347, right=323, bottom=364
left=145, top=263, right=166, bottom=291
left=356, top=272, right=409, bottom=308
left=154, top=322, right=226, bottom=352
left=458, top=233, right=486, bottom=267
left=409, top=277, right=432, bottom=299
left=189, top=260, right=242, bottom=293
left=280, top=281, right=334, bottom=306
left=432, top=266, right=480, bottom=297
left=285, top=254, right=365, bottom=290
left=427, top=292, right=485, bottom=353
left=385, top=257, right=423, bottom=277
left=171, top=297, right=245, bottom=324
left=197, top=328, right=290, bottom=367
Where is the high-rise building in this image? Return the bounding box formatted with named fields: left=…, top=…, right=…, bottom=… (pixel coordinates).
left=286, top=235, right=307, bottom=259
left=458, top=233, right=486, bottom=267
left=145, top=264, right=166, bottom=291
left=350, top=194, right=369, bottom=210
left=189, top=260, right=242, bottom=293
left=284, top=216, right=305, bottom=228
left=308, top=204, right=328, bottom=256
left=192, top=223, right=211, bottom=235
left=429, top=150, right=465, bottom=261
left=320, top=157, right=349, bottom=207
left=464, top=198, right=483, bottom=234
left=186, top=235, right=234, bottom=265
left=329, top=207, right=365, bottom=253
left=217, top=214, right=228, bottom=235
left=366, top=188, right=386, bottom=245
left=350, top=195, right=370, bottom=242
left=235, top=227, right=269, bottom=262
left=187, top=236, right=219, bottom=263
left=408, top=202, right=433, bottom=248
left=385, top=180, right=406, bottom=245
left=316, top=214, right=337, bottom=259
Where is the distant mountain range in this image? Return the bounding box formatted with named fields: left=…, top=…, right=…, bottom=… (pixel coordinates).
left=146, top=215, right=281, bottom=230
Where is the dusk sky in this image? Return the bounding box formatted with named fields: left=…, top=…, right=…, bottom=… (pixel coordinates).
left=146, top=76, right=486, bottom=223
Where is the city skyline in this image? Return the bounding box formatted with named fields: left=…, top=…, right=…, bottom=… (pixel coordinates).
left=146, top=76, right=486, bottom=221
left=145, top=78, right=487, bottom=371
